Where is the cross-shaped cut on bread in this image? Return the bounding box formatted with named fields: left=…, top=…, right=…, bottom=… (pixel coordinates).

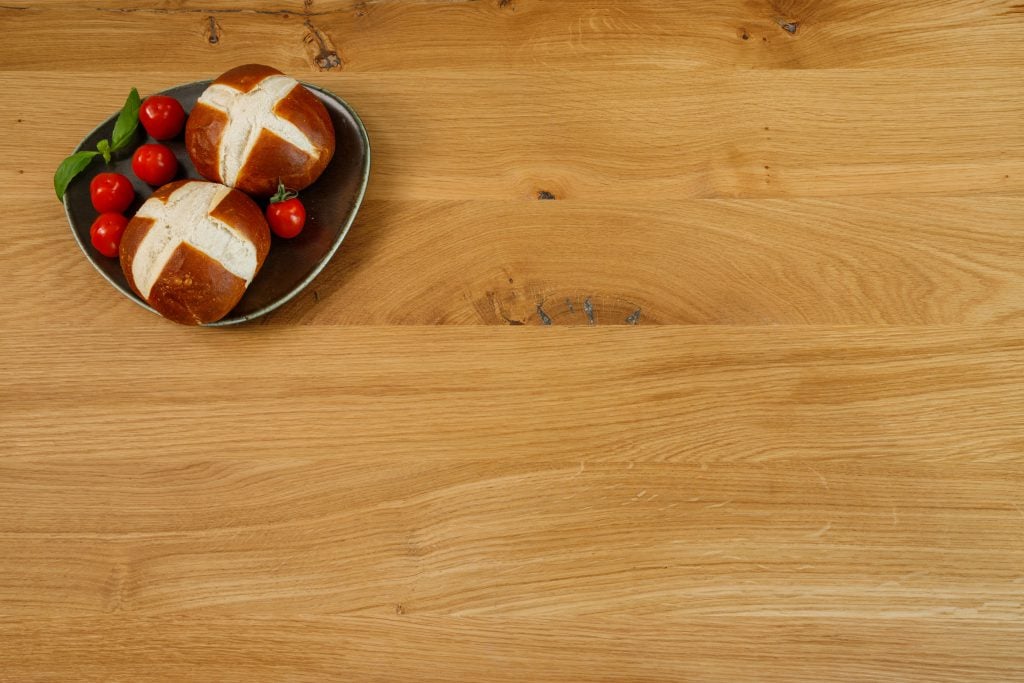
left=131, top=182, right=259, bottom=298
left=185, top=65, right=336, bottom=197
left=197, top=76, right=319, bottom=187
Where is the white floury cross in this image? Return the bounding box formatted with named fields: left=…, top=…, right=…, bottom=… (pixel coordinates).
left=198, top=75, right=319, bottom=187
left=132, top=182, right=259, bottom=299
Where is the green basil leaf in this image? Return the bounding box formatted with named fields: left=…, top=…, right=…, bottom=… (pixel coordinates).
left=97, top=138, right=112, bottom=164
left=111, top=87, right=141, bottom=151
left=54, top=150, right=99, bottom=200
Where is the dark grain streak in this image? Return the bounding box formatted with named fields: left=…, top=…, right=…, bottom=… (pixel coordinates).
left=100, top=7, right=310, bottom=16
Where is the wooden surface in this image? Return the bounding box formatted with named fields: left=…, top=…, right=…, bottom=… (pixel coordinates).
left=1, top=1, right=1022, bottom=680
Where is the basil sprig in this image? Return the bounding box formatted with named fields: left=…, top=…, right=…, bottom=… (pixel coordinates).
left=54, top=88, right=141, bottom=200
left=111, top=88, right=141, bottom=151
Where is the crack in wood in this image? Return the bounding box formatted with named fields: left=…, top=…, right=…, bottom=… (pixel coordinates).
left=484, top=290, right=523, bottom=326
left=500, top=313, right=525, bottom=325
left=583, top=297, right=595, bottom=326
left=774, top=17, right=799, bottom=34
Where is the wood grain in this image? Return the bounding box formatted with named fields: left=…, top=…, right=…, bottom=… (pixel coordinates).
left=3, top=1, right=1024, bottom=71
left=5, top=196, right=1023, bottom=327
left=3, top=326, right=1023, bottom=679
left=7, top=68, right=1024, bottom=203
left=2, top=617, right=1022, bottom=682
left=2, top=0, right=1023, bottom=679
left=4, top=67, right=1024, bottom=325
left=4, top=326, right=1023, bottom=461
left=3, top=442, right=1023, bottom=618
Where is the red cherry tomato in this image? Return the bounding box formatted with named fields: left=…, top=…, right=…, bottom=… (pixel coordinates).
left=89, top=172, right=135, bottom=213
left=89, top=213, right=129, bottom=258
left=267, top=198, right=307, bottom=238
left=139, top=95, right=186, bottom=140
left=132, top=144, right=178, bottom=186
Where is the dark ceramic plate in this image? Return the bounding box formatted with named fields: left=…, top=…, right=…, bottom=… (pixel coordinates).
left=63, top=80, right=370, bottom=326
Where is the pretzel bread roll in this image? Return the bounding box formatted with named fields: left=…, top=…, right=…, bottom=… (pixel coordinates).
left=185, top=64, right=336, bottom=197
left=120, top=180, right=271, bottom=325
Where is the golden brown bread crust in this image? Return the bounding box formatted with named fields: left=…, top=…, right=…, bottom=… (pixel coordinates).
left=185, top=107, right=227, bottom=188
left=151, top=179, right=191, bottom=202
left=119, top=180, right=271, bottom=326
left=147, top=243, right=248, bottom=325
left=215, top=63, right=280, bottom=93
left=118, top=215, right=150, bottom=297
left=185, top=64, right=336, bottom=197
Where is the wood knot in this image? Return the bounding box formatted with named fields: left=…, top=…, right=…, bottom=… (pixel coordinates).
left=204, top=16, right=222, bottom=45
left=303, top=20, right=342, bottom=71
